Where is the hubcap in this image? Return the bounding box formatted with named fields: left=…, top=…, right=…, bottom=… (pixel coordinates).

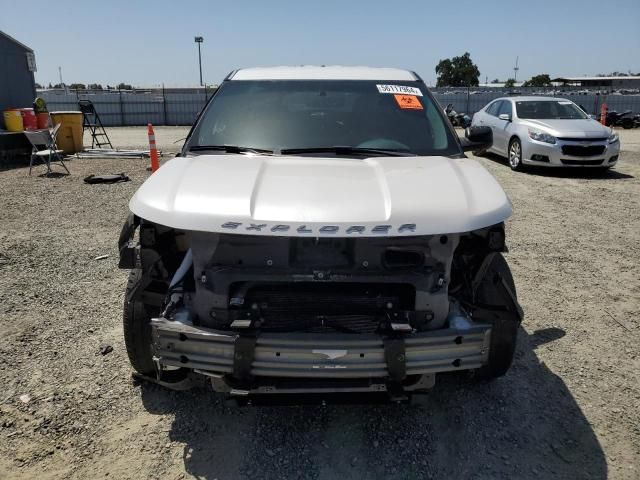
left=509, top=142, right=521, bottom=167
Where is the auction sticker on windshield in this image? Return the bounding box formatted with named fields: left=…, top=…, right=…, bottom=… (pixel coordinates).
left=376, top=84, right=423, bottom=96
left=394, top=94, right=423, bottom=110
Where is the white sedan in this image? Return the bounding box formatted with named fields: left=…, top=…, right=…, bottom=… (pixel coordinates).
left=471, top=96, right=620, bottom=171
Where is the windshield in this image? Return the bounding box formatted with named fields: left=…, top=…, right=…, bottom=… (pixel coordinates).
left=187, top=80, right=460, bottom=156
left=515, top=100, right=588, bottom=120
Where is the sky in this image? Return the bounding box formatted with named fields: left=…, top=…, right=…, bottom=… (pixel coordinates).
left=2, top=0, right=639, bottom=87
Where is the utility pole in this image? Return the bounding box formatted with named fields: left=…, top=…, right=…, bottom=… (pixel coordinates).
left=194, top=36, right=204, bottom=86
left=58, top=66, right=63, bottom=86
left=513, top=56, right=519, bottom=83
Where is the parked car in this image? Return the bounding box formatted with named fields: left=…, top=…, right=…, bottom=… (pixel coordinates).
left=118, top=66, right=523, bottom=401
left=471, top=96, right=620, bottom=171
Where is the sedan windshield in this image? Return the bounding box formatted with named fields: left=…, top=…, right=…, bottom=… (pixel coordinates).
left=187, top=80, right=460, bottom=156
left=515, top=100, right=588, bottom=120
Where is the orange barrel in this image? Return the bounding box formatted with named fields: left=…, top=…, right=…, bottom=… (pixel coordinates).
left=50, top=111, right=84, bottom=154
left=21, top=108, right=38, bottom=130
left=36, top=112, right=50, bottom=129
left=3, top=108, right=24, bottom=132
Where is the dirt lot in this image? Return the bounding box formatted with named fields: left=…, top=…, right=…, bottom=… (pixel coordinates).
left=0, top=128, right=638, bottom=479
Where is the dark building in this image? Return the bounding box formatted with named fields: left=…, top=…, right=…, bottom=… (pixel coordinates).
left=0, top=30, right=37, bottom=113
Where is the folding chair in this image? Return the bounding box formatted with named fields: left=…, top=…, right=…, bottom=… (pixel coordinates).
left=25, top=124, right=70, bottom=176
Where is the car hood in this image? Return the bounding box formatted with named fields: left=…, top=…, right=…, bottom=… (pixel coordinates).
left=521, top=118, right=610, bottom=138
left=129, top=154, right=512, bottom=237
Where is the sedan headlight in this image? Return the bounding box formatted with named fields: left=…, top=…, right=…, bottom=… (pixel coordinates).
left=528, top=129, right=556, bottom=144
left=608, top=131, right=619, bottom=144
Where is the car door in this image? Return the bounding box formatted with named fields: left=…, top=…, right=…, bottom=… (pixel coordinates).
left=480, top=100, right=502, bottom=154
left=493, top=100, right=514, bottom=155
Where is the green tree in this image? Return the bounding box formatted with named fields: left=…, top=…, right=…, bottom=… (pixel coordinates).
left=117, top=83, right=133, bottom=90
left=491, top=78, right=501, bottom=84
left=504, top=78, right=516, bottom=88
left=435, top=52, right=480, bottom=87
left=69, top=83, right=86, bottom=90
left=522, top=74, right=552, bottom=87
left=88, top=83, right=103, bottom=90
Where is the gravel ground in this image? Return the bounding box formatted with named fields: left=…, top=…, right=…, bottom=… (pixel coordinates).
left=0, top=127, right=639, bottom=479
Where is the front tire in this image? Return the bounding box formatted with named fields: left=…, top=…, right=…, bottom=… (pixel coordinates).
left=123, top=270, right=157, bottom=375
left=472, top=254, right=523, bottom=379
left=508, top=138, right=524, bottom=171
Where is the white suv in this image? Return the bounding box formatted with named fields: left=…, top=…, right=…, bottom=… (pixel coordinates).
left=118, top=66, right=523, bottom=401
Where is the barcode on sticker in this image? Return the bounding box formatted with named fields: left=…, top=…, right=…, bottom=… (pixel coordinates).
left=377, top=84, right=423, bottom=96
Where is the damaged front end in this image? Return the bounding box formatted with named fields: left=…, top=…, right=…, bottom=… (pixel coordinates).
left=119, top=216, right=518, bottom=399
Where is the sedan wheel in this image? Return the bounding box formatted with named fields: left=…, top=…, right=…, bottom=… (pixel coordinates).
left=508, top=138, right=523, bottom=171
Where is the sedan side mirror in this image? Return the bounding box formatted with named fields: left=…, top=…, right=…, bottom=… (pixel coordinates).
left=498, top=113, right=511, bottom=121
left=460, top=126, right=493, bottom=152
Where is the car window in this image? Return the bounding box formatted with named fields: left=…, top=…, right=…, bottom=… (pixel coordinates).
left=187, top=80, right=460, bottom=157
left=498, top=101, right=512, bottom=117
left=515, top=100, right=588, bottom=119
left=486, top=101, right=502, bottom=117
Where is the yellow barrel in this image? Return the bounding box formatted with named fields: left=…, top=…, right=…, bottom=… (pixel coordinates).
left=3, top=109, right=24, bottom=132
left=50, top=111, right=84, bottom=154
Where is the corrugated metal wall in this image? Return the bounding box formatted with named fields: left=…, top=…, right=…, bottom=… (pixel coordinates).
left=41, top=87, right=640, bottom=127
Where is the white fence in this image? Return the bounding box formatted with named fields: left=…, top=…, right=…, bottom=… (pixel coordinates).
left=41, top=87, right=640, bottom=127
left=41, top=89, right=214, bottom=126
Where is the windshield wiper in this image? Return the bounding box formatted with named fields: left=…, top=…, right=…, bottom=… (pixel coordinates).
left=188, top=145, right=274, bottom=154
left=280, top=146, right=416, bottom=157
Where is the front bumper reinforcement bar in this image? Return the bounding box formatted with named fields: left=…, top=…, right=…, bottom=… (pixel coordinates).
left=151, top=318, right=492, bottom=380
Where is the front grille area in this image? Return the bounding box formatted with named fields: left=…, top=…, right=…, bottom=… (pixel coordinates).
left=561, top=144, right=606, bottom=157
left=557, top=137, right=607, bottom=142
left=236, top=282, right=415, bottom=333
left=260, top=314, right=381, bottom=334
left=561, top=159, right=605, bottom=166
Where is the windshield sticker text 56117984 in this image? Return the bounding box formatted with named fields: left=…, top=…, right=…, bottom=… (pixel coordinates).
left=376, top=84, right=423, bottom=96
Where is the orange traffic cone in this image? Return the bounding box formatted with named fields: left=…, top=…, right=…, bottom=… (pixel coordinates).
left=148, top=123, right=160, bottom=172
left=600, top=103, right=608, bottom=126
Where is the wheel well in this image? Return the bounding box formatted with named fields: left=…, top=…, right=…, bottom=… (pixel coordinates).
left=508, top=135, right=520, bottom=147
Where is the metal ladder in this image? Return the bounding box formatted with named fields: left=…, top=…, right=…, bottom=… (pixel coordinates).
left=78, top=99, right=113, bottom=149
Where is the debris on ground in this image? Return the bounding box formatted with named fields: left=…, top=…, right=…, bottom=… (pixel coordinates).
left=84, top=174, right=130, bottom=184
left=76, top=148, right=154, bottom=159
left=99, top=344, right=114, bottom=356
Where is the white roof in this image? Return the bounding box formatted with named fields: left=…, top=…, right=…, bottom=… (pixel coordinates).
left=230, top=65, right=417, bottom=81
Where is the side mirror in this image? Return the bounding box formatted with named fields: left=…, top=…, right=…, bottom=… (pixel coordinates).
left=498, top=113, right=511, bottom=121
left=460, top=126, right=493, bottom=152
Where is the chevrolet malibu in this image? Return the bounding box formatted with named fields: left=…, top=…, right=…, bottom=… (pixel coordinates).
left=471, top=96, right=620, bottom=171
